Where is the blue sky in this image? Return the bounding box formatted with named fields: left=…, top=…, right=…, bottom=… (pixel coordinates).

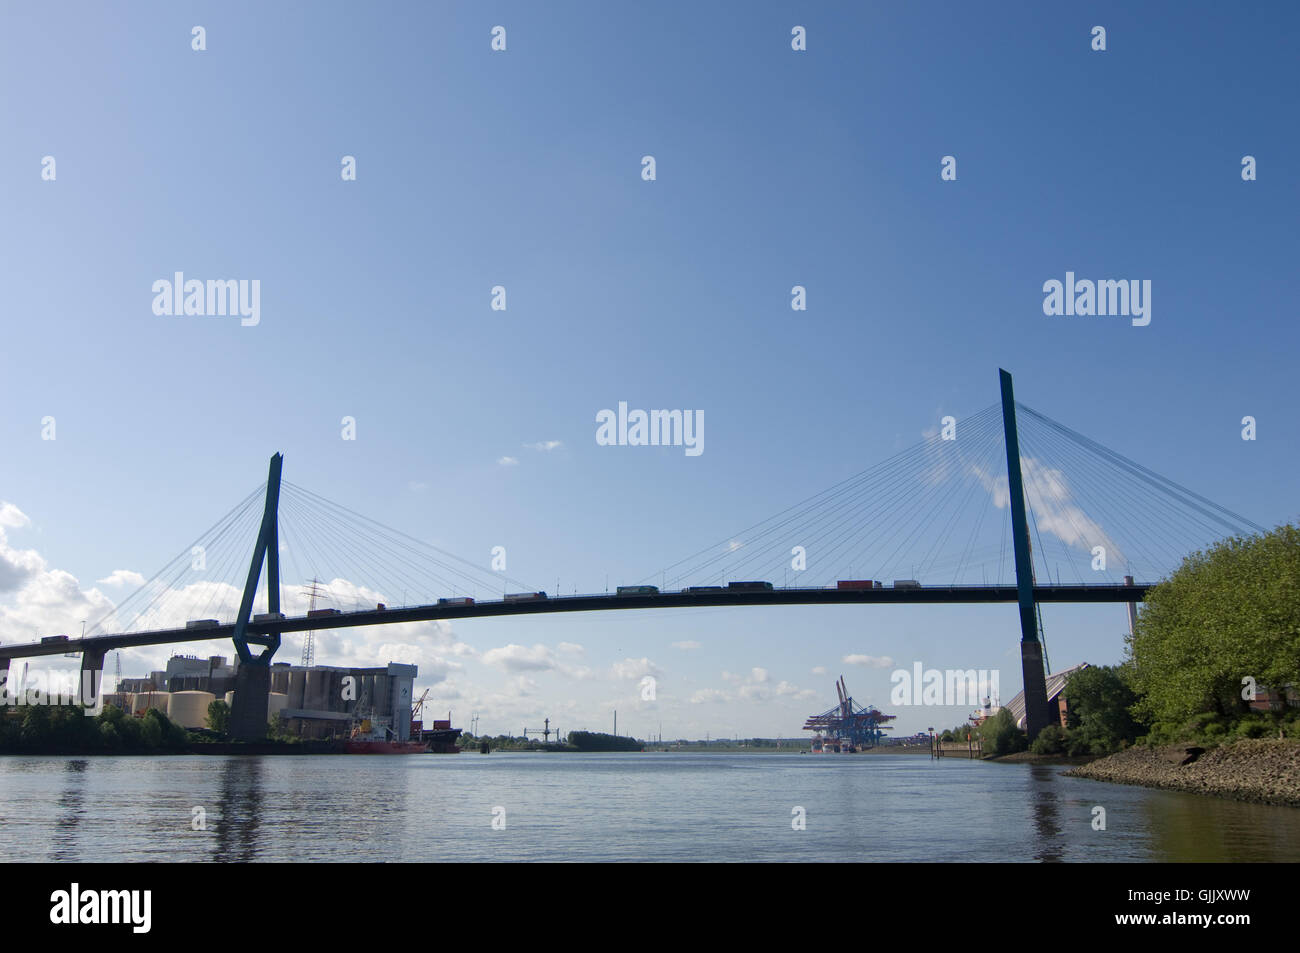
left=1, top=2, right=1296, bottom=738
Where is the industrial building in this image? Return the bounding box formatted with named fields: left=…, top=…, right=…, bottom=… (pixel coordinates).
left=270, top=662, right=418, bottom=741
left=116, top=654, right=237, bottom=696
left=106, top=654, right=418, bottom=739
left=1000, top=662, right=1089, bottom=730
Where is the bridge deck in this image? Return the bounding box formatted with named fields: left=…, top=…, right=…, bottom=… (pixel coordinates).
left=0, top=584, right=1148, bottom=660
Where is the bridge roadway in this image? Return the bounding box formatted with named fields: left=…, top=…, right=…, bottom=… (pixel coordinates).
left=0, top=583, right=1149, bottom=662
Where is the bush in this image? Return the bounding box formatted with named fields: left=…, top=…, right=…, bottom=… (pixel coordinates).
left=1066, top=732, right=1094, bottom=757
left=1230, top=716, right=1274, bottom=741
left=979, top=708, right=1028, bottom=756
left=1030, top=724, right=1067, bottom=755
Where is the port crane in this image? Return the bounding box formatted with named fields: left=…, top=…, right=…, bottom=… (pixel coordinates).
left=522, top=717, right=556, bottom=742
left=802, top=675, right=895, bottom=751
left=411, top=688, right=431, bottom=721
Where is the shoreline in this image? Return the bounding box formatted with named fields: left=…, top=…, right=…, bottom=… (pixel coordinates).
left=987, top=750, right=1098, bottom=766
left=1063, top=738, right=1300, bottom=808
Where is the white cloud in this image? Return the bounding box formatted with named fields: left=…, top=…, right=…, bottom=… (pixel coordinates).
left=556, top=642, right=584, bottom=656
left=505, top=675, right=537, bottom=697
left=524, top=440, right=563, bottom=452
left=497, top=456, right=519, bottom=467
left=97, top=569, right=146, bottom=588
left=690, top=688, right=729, bottom=704
left=0, top=502, right=31, bottom=529
left=843, top=654, right=893, bottom=668
left=0, top=505, right=45, bottom=594
left=671, top=640, right=701, bottom=650
left=811, top=665, right=827, bottom=676
left=698, top=667, right=812, bottom=704
left=612, top=657, right=661, bottom=680
left=0, top=567, right=115, bottom=642
left=482, top=643, right=555, bottom=672
left=970, top=457, right=1123, bottom=566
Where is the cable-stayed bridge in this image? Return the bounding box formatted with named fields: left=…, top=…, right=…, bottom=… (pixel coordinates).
left=0, top=371, right=1264, bottom=739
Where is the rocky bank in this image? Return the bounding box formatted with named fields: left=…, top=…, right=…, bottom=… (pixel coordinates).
left=1064, top=738, right=1300, bottom=807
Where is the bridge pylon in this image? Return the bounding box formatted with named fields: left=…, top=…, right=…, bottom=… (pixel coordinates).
left=999, top=370, right=1053, bottom=739
left=228, top=452, right=284, bottom=741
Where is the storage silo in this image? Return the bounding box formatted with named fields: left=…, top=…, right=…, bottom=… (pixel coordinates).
left=168, top=690, right=216, bottom=729
left=132, top=691, right=171, bottom=716
left=305, top=669, right=330, bottom=710
left=267, top=691, right=289, bottom=722
left=270, top=665, right=291, bottom=694
left=101, top=692, right=131, bottom=712
left=286, top=668, right=307, bottom=709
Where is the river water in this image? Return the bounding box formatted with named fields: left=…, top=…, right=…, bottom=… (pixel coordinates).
left=2, top=752, right=1297, bottom=862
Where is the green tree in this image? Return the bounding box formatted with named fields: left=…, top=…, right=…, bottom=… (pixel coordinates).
left=977, top=708, right=1027, bottom=756
left=1063, top=665, right=1140, bottom=753
left=267, top=712, right=293, bottom=742
left=1127, top=523, right=1300, bottom=732
left=206, top=700, right=231, bottom=736
left=977, top=712, right=1029, bottom=754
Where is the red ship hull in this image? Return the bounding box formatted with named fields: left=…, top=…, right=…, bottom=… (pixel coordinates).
left=343, top=740, right=430, bottom=754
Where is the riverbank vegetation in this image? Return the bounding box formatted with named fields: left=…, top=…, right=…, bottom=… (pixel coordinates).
left=997, top=523, right=1300, bottom=759
left=0, top=704, right=191, bottom=753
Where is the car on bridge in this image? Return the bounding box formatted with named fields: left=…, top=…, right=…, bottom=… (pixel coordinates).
left=616, top=585, right=659, bottom=596
left=40, top=634, right=70, bottom=644
left=683, top=586, right=724, bottom=594
left=437, top=597, right=475, bottom=606
left=253, top=612, right=286, bottom=622
left=892, top=580, right=922, bottom=589
left=837, top=580, right=880, bottom=590
left=726, top=581, right=774, bottom=592
left=185, top=619, right=220, bottom=630
left=307, top=608, right=340, bottom=618
left=503, top=592, right=548, bottom=603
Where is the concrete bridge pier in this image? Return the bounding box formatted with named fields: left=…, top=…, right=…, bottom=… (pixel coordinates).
left=229, top=663, right=271, bottom=740
left=79, top=648, right=106, bottom=709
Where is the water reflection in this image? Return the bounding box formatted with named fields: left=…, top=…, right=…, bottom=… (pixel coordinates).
left=213, top=758, right=264, bottom=863
left=1026, top=764, right=1065, bottom=862
left=2, top=754, right=1297, bottom=862
left=52, top=759, right=89, bottom=861
left=1144, top=792, right=1300, bottom=862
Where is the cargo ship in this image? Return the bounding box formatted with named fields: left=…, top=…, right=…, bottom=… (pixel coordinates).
left=344, top=716, right=430, bottom=754
left=416, top=719, right=463, bottom=754
left=341, top=691, right=462, bottom=754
